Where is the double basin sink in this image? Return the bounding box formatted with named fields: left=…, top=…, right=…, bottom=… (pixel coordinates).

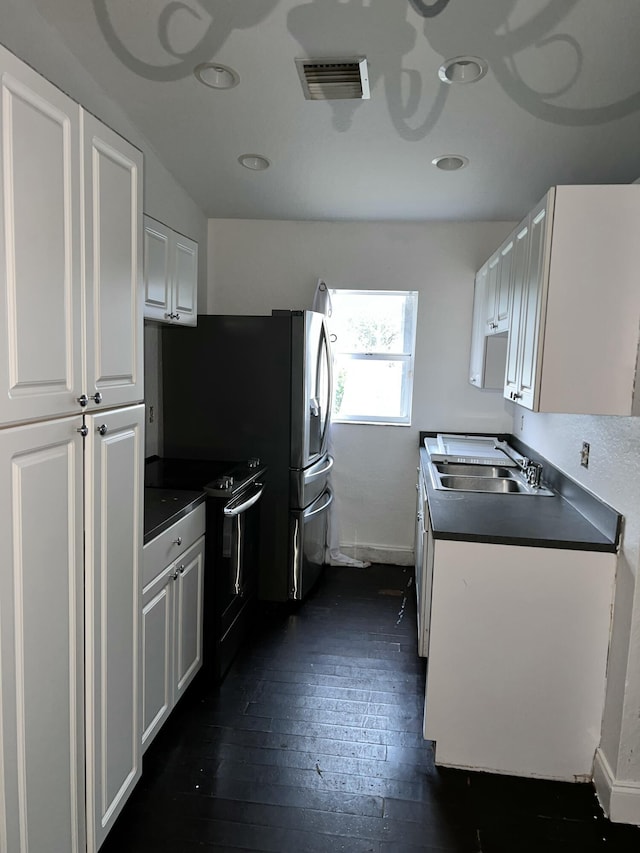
left=429, top=462, right=555, bottom=497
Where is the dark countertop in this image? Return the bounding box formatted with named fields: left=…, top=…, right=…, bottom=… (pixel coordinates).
left=144, top=488, right=206, bottom=545
left=419, top=447, right=619, bottom=553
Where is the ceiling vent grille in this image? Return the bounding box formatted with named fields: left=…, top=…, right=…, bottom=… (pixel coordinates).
left=296, top=57, right=370, bottom=100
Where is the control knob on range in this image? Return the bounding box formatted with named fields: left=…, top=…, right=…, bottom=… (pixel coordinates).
left=247, top=457, right=261, bottom=469
left=214, top=475, right=234, bottom=490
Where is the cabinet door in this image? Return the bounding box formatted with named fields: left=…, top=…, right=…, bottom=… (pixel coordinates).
left=172, top=233, right=198, bottom=326
left=468, top=265, right=487, bottom=387
left=0, top=417, right=84, bottom=853
left=143, top=217, right=198, bottom=327
left=141, top=568, right=174, bottom=752
left=504, top=219, right=530, bottom=400
left=518, top=196, right=551, bottom=410
left=84, top=404, right=144, bottom=853
left=0, top=45, right=82, bottom=426
left=414, top=466, right=425, bottom=650
left=495, top=236, right=513, bottom=332
left=484, top=253, right=500, bottom=333
left=82, top=111, right=143, bottom=411
left=174, top=536, right=205, bottom=698
left=143, top=215, right=172, bottom=322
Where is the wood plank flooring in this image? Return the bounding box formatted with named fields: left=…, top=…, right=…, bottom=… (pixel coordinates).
left=101, top=564, right=640, bottom=852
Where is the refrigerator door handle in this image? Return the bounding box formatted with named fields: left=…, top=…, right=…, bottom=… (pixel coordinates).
left=303, top=488, right=334, bottom=520
left=303, top=455, right=334, bottom=484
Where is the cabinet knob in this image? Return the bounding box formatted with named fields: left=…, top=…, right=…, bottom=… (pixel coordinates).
left=77, top=392, right=102, bottom=407
left=513, top=392, right=523, bottom=400
left=178, top=564, right=185, bottom=574
left=173, top=536, right=182, bottom=546
left=76, top=424, right=89, bottom=437
left=98, top=424, right=108, bottom=436
left=171, top=569, right=179, bottom=581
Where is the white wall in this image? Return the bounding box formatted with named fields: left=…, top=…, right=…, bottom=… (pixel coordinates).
left=208, top=218, right=514, bottom=563
left=512, top=411, right=640, bottom=822
left=1, top=0, right=209, bottom=457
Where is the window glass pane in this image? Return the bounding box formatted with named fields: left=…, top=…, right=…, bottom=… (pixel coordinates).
left=328, top=289, right=418, bottom=425
left=330, top=291, right=411, bottom=354
left=334, top=355, right=407, bottom=420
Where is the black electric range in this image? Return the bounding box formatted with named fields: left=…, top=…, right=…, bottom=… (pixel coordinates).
left=145, top=456, right=267, bottom=682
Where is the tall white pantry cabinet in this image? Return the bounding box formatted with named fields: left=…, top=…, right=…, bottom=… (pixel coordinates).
left=0, top=44, right=144, bottom=853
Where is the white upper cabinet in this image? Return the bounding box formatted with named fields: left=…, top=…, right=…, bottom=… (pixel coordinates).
left=504, top=185, right=640, bottom=414
left=143, top=215, right=198, bottom=326
left=0, top=45, right=144, bottom=427
left=503, top=216, right=532, bottom=402
left=82, top=112, right=144, bottom=410
left=469, top=263, right=507, bottom=390
left=483, top=234, right=512, bottom=335
left=0, top=46, right=83, bottom=425
left=484, top=253, right=500, bottom=333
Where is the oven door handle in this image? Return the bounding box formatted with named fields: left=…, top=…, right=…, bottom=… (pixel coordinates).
left=223, top=482, right=265, bottom=517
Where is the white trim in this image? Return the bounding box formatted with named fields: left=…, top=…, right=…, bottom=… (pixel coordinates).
left=594, top=748, right=640, bottom=825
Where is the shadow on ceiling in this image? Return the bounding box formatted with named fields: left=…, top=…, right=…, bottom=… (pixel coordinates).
left=93, top=0, right=640, bottom=139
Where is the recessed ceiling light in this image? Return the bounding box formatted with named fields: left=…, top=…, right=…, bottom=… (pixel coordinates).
left=238, top=154, right=270, bottom=171
left=194, top=63, right=239, bottom=89
left=432, top=155, right=469, bottom=171
left=438, top=56, right=487, bottom=84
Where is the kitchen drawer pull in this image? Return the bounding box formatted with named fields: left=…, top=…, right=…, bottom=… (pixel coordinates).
left=173, top=536, right=182, bottom=546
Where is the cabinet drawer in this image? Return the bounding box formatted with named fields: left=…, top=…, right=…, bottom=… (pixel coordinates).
left=143, top=504, right=205, bottom=589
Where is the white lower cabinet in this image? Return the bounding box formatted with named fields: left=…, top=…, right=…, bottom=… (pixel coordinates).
left=414, top=465, right=434, bottom=657
left=0, top=417, right=85, bottom=853
left=0, top=404, right=144, bottom=853
left=142, top=509, right=205, bottom=752
left=423, top=539, right=616, bottom=781
left=84, top=404, right=145, bottom=853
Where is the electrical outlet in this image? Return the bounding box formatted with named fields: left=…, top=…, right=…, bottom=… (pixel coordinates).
left=580, top=441, right=590, bottom=468
left=149, top=405, right=154, bottom=424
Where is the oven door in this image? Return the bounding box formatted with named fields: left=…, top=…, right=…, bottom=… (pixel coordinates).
left=208, top=480, right=264, bottom=680
left=222, top=482, right=264, bottom=597
left=289, top=487, right=333, bottom=601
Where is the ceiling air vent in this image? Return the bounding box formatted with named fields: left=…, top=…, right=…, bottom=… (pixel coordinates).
left=296, top=57, right=370, bottom=100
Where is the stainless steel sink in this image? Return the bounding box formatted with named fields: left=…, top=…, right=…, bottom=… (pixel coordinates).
left=429, top=462, right=554, bottom=496
left=433, top=463, right=515, bottom=478
left=439, top=475, right=527, bottom=493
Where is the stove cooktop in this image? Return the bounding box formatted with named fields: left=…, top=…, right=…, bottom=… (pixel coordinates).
left=145, top=456, right=266, bottom=497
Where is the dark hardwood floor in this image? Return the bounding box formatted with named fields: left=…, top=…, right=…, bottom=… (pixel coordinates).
left=102, top=564, right=640, bottom=852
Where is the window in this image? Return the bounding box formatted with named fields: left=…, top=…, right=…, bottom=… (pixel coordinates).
left=328, top=289, right=418, bottom=425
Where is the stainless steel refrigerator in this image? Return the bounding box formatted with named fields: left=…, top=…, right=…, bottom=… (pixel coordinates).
left=161, top=310, right=333, bottom=601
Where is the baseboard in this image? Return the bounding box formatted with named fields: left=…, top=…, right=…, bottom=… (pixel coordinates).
left=336, top=544, right=414, bottom=567
left=594, top=747, right=640, bottom=825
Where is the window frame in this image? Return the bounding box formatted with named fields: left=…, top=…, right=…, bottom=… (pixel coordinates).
left=328, top=288, right=419, bottom=426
